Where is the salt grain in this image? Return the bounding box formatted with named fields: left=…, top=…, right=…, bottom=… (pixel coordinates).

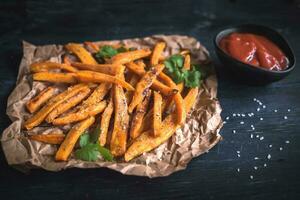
left=267, top=154, right=271, bottom=159
left=260, top=136, right=264, bottom=140
left=279, top=147, right=283, bottom=151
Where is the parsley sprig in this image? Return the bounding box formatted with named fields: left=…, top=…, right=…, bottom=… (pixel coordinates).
left=164, top=54, right=202, bottom=88
left=94, top=45, right=127, bottom=63
left=75, top=125, right=114, bottom=162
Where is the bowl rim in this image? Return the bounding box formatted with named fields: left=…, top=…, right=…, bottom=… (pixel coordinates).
left=214, top=24, right=296, bottom=74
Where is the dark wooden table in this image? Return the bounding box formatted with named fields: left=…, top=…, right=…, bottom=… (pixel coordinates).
left=0, top=0, right=299, bottom=199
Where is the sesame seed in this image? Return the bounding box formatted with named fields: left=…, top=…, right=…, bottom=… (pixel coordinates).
left=250, top=134, right=253, bottom=138
left=264, top=163, right=267, bottom=167
left=263, top=105, right=266, bottom=109
left=269, top=144, right=273, bottom=148
left=251, top=113, right=254, bottom=116
left=237, top=154, right=241, bottom=157
left=248, top=113, right=252, bottom=117
left=254, top=166, right=258, bottom=170
left=260, top=117, right=264, bottom=121
left=250, top=175, right=253, bottom=179
left=260, top=136, right=264, bottom=140
left=259, top=102, right=263, bottom=106
left=267, top=154, right=271, bottom=159
left=254, top=157, right=259, bottom=160
left=233, top=113, right=236, bottom=117
left=223, top=121, right=227, bottom=124
left=253, top=98, right=257, bottom=101
left=288, top=109, right=291, bottom=112
left=237, top=114, right=241, bottom=117
left=232, top=130, right=236, bottom=134
left=256, top=135, right=260, bottom=138
left=257, top=108, right=260, bottom=112
left=240, top=121, right=244, bottom=124
left=242, top=114, right=245, bottom=117
left=279, top=147, right=283, bottom=151
left=237, top=151, right=240, bottom=154
left=252, top=127, right=255, bottom=130
left=285, top=140, right=290, bottom=144
left=237, top=168, right=240, bottom=172
left=284, top=116, right=288, bottom=120
left=226, top=116, right=230, bottom=120
left=274, top=109, right=278, bottom=112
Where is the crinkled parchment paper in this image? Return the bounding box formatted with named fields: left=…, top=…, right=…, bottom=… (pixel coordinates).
left=1, top=35, right=223, bottom=178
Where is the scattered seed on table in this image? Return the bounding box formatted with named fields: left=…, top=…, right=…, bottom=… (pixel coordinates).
left=279, top=147, right=283, bottom=151
left=267, top=154, right=271, bottom=159
left=260, top=117, right=264, bottom=121
left=242, top=114, right=245, bottom=117
left=263, top=105, right=266, bottom=109
left=256, top=135, right=260, bottom=138
left=260, top=136, right=264, bottom=140
left=264, top=163, right=267, bottom=167
left=226, top=116, right=230, bottom=120
left=237, top=168, right=240, bottom=172
left=257, top=108, right=260, bottom=112
left=237, top=151, right=240, bottom=154
left=274, top=109, right=278, bottom=112
left=254, top=157, right=259, bottom=160
left=250, top=134, right=254, bottom=138
left=237, top=154, right=241, bottom=158
left=288, top=109, right=291, bottom=112
left=250, top=175, right=254, bottom=179
left=285, top=140, right=290, bottom=144
left=269, top=144, right=273, bottom=148
left=232, top=130, right=236, bottom=134
left=254, top=166, right=258, bottom=170
left=240, top=121, right=244, bottom=124
left=284, top=116, right=288, bottom=120
left=233, top=113, right=236, bottom=117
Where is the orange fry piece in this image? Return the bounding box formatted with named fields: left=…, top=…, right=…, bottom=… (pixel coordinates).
left=153, top=91, right=162, bottom=137
left=26, top=87, right=56, bottom=113
left=71, top=62, right=117, bottom=75
left=30, top=61, right=78, bottom=73
left=55, top=116, right=95, bottom=161
left=99, top=96, right=114, bottom=146
left=76, top=70, right=134, bottom=91
left=65, top=43, right=98, bottom=64
left=29, top=134, right=65, bottom=145
left=130, top=90, right=152, bottom=139
left=112, top=49, right=151, bottom=65
left=150, top=42, right=166, bottom=66
left=33, top=72, right=77, bottom=84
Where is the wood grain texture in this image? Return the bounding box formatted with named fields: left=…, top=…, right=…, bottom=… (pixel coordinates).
left=0, top=0, right=300, bottom=199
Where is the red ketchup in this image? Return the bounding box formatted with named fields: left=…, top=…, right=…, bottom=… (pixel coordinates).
left=219, top=33, right=289, bottom=71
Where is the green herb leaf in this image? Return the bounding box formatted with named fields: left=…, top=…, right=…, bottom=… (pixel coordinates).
left=117, top=46, right=127, bottom=53
left=95, top=45, right=118, bottom=60
left=164, top=54, right=203, bottom=88
left=79, top=132, right=90, bottom=147
left=75, top=143, right=100, bottom=161
left=97, top=144, right=114, bottom=161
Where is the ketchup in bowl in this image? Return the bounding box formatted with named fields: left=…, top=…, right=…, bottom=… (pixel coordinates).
left=219, top=33, right=289, bottom=71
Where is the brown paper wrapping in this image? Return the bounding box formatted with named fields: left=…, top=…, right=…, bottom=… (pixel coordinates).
left=1, top=35, right=222, bottom=177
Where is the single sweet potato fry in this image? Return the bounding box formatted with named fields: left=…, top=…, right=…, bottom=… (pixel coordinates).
left=124, top=87, right=198, bottom=162
left=33, top=72, right=77, bottom=84
left=65, top=43, right=98, bottom=64
left=128, top=64, right=165, bottom=113
left=28, top=134, right=65, bottom=145
left=130, top=90, right=151, bottom=139
left=112, top=49, right=151, bottom=65
left=71, top=62, right=117, bottom=75
left=52, top=100, right=107, bottom=125
left=76, top=70, right=134, bottom=91
left=45, top=87, right=91, bottom=123
left=84, top=41, right=100, bottom=53
left=153, top=91, right=162, bottom=137
left=30, top=61, right=78, bottom=73
left=26, top=87, right=56, bottom=113
left=150, top=42, right=166, bottom=66
left=99, top=96, right=114, bottom=146
left=24, top=84, right=89, bottom=130
left=55, top=116, right=95, bottom=161
left=110, top=66, right=129, bottom=156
